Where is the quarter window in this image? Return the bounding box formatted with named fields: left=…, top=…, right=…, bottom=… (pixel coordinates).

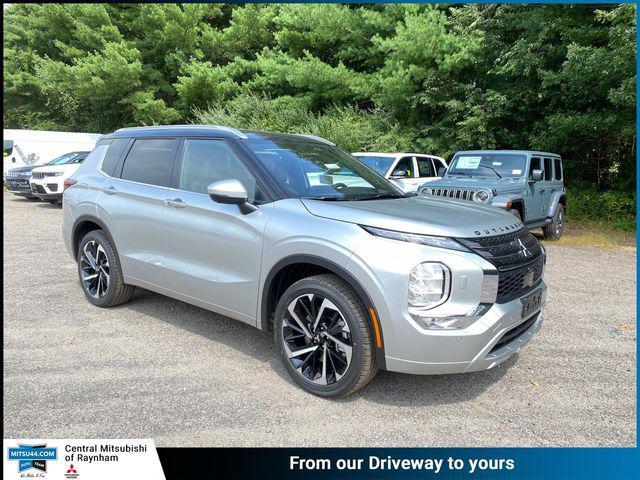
left=178, top=139, right=261, bottom=202
left=554, top=158, right=563, bottom=180
left=120, top=138, right=176, bottom=187
left=544, top=158, right=553, bottom=181
left=101, top=138, right=129, bottom=176
left=416, top=157, right=435, bottom=178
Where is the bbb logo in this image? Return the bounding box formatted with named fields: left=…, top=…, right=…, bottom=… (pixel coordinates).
left=7, top=444, right=58, bottom=475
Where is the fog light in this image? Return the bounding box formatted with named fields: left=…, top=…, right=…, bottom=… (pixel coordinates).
left=408, top=262, right=450, bottom=311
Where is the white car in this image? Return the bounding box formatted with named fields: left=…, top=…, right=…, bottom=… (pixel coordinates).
left=29, top=151, right=88, bottom=204
left=352, top=152, right=448, bottom=192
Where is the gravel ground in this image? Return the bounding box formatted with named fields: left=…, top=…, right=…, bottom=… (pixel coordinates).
left=3, top=193, right=636, bottom=446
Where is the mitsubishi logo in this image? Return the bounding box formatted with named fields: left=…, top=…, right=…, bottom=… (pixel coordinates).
left=516, top=238, right=532, bottom=258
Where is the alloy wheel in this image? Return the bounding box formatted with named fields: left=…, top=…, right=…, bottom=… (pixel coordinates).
left=556, top=210, right=564, bottom=236
left=80, top=240, right=110, bottom=298
left=281, top=294, right=353, bottom=385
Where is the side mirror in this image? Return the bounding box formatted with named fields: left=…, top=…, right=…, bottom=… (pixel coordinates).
left=207, top=179, right=258, bottom=214
left=391, top=169, right=408, bottom=178
left=437, top=167, right=446, bottom=177
left=529, top=169, right=543, bottom=182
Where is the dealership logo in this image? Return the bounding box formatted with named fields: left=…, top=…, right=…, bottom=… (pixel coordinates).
left=7, top=443, right=58, bottom=473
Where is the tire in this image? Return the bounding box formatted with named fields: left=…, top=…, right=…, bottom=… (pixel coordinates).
left=508, top=208, right=522, bottom=221
left=274, top=274, right=377, bottom=397
left=543, top=204, right=564, bottom=240
left=77, top=230, right=135, bottom=307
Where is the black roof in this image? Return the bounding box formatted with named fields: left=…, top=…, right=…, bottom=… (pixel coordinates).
left=104, top=125, right=335, bottom=145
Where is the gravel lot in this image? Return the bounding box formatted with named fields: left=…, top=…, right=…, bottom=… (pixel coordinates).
left=3, top=192, right=636, bottom=447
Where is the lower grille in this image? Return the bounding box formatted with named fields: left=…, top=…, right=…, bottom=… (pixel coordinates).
left=32, top=184, right=46, bottom=194
left=47, top=183, right=58, bottom=192
left=489, top=312, right=540, bottom=354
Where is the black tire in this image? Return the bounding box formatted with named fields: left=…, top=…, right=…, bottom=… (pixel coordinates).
left=77, top=230, right=135, bottom=307
left=26, top=196, right=40, bottom=201
left=509, top=208, right=522, bottom=221
left=274, top=274, right=377, bottom=397
left=543, top=204, right=564, bottom=240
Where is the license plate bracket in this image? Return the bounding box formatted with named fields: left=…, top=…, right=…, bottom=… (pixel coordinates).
left=521, top=289, right=543, bottom=318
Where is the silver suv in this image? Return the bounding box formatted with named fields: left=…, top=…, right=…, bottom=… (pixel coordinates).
left=62, top=126, right=548, bottom=397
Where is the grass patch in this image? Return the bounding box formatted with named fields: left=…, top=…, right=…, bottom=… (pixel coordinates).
left=535, top=221, right=636, bottom=249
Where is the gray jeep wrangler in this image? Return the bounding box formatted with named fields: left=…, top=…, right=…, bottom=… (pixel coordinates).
left=418, top=150, right=566, bottom=240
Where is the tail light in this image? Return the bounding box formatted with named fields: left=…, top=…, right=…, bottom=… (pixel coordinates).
left=63, top=178, right=77, bottom=190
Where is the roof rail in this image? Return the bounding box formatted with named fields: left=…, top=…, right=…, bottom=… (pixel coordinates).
left=114, top=125, right=248, bottom=139
left=293, top=134, right=335, bottom=146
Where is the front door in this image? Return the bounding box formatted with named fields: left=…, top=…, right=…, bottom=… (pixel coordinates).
left=388, top=156, right=418, bottom=192
left=526, top=156, right=546, bottom=221
left=161, top=138, right=272, bottom=324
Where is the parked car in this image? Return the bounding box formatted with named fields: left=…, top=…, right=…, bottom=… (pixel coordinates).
left=30, top=151, right=89, bottom=204
left=3, top=129, right=100, bottom=176
left=419, top=150, right=566, bottom=240
left=63, top=126, right=547, bottom=397
left=352, top=152, right=448, bottom=192
left=5, top=151, right=89, bottom=199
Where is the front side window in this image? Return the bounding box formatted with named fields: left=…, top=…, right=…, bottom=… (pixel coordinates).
left=120, top=138, right=175, bottom=187
left=554, top=158, right=563, bottom=180
left=178, top=139, right=260, bottom=202
left=448, top=153, right=527, bottom=178
left=416, top=157, right=435, bottom=178
left=355, top=155, right=395, bottom=176
left=393, top=157, right=414, bottom=177
left=529, top=157, right=542, bottom=179
left=246, top=139, right=403, bottom=201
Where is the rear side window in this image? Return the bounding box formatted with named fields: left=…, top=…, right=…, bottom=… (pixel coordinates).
left=433, top=158, right=446, bottom=172
left=416, top=157, right=434, bottom=177
left=554, top=158, right=562, bottom=180
left=544, top=158, right=553, bottom=180
left=101, top=138, right=129, bottom=176
left=120, top=138, right=176, bottom=187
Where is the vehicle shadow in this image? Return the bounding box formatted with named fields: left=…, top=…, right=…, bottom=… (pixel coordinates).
left=123, top=288, right=515, bottom=406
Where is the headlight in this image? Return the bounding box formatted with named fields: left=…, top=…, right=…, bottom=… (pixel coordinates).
left=47, top=171, right=64, bottom=177
left=361, top=226, right=468, bottom=252
left=408, top=262, right=450, bottom=311
left=473, top=190, right=490, bottom=203
left=421, top=187, right=432, bottom=195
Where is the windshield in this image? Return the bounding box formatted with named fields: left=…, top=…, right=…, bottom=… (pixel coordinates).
left=246, top=139, right=403, bottom=200
left=447, top=153, right=527, bottom=178
left=353, top=155, right=395, bottom=176
left=48, top=152, right=84, bottom=165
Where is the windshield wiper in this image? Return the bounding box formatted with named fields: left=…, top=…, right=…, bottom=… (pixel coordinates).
left=353, top=193, right=403, bottom=201
left=302, top=196, right=348, bottom=201
left=476, top=165, right=503, bottom=178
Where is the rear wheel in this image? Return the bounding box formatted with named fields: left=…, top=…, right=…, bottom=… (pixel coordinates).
left=543, top=204, right=564, bottom=240
left=274, top=274, right=377, bottom=397
left=77, top=230, right=135, bottom=307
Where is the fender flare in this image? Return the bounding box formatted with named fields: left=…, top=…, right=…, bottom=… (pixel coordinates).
left=71, top=214, right=117, bottom=260
left=260, top=254, right=386, bottom=369
left=547, top=192, right=567, bottom=218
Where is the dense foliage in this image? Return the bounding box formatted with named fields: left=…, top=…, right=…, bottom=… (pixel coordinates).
left=3, top=3, right=636, bottom=225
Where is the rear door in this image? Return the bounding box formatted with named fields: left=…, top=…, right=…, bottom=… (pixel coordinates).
left=414, top=156, right=439, bottom=190
left=161, top=137, right=272, bottom=323
left=540, top=157, right=555, bottom=218
left=97, top=137, right=178, bottom=283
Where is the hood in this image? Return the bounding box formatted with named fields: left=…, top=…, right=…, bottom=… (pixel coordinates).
left=425, top=176, right=526, bottom=194
left=32, top=163, right=79, bottom=173
left=7, top=165, right=37, bottom=174
left=300, top=196, right=524, bottom=239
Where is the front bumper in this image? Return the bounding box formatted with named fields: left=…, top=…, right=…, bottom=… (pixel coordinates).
left=30, top=178, right=63, bottom=201
left=384, top=282, right=547, bottom=374
left=5, top=178, right=35, bottom=197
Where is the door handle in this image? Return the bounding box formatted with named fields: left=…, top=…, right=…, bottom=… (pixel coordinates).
left=165, top=198, right=187, bottom=208
left=539, top=189, right=545, bottom=194
left=102, top=185, right=118, bottom=195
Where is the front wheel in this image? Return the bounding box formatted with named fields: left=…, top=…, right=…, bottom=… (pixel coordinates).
left=77, top=230, right=135, bottom=307
left=274, top=274, right=377, bottom=397
left=543, top=204, right=564, bottom=240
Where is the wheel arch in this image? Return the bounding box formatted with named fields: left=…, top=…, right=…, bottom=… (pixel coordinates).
left=507, top=198, right=525, bottom=221
left=261, top=254, right=386, bottom=369
left=71, top=215, right=117, bottom=261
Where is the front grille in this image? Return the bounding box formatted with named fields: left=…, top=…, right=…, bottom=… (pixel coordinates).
left=458, top=228, right=543, bottom=271
left=458, top=228, right=545, bottom=303
left=489, top=312, right=540, bottom=354
left=496, top=257, right=544, bottom=303
left=428, top=188, right=477, bottom=201
left=31, top=171, right=45, bottom=179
